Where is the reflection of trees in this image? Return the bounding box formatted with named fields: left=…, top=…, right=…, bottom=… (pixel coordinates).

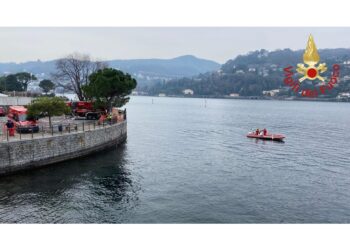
left=0, top=144, right=138, bottom=223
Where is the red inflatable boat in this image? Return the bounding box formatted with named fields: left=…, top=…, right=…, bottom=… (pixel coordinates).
left=246, top=132, right=285, bottom=141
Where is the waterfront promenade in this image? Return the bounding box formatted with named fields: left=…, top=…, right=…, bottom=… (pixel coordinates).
left=0, top=118, right=123, bottom=142
left=0, top=119, right=127, bottom=175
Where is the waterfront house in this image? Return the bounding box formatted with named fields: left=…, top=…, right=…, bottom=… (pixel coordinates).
left=263, top=89, right=280, bottom=97
left=337, top=92, right=350, bottom=99
left=182, top=89, right=194, bottom=95
left=229, top=93, right=239, bottom=97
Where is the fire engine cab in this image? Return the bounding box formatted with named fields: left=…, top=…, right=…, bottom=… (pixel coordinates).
left=8, top=106, right=39, bottom=133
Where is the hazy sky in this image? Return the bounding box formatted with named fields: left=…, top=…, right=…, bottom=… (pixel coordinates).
left=0, top=27, right=350, bottom=64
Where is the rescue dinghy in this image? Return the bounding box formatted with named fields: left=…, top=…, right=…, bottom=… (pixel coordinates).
left=247, top=132, right=285, bottom=142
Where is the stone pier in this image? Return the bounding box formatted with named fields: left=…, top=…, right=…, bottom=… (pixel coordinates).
left=0, top=121, right=127, bottom=175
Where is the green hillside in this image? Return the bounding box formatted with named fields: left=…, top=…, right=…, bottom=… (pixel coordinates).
left=143, top=48, right=350, bottom=98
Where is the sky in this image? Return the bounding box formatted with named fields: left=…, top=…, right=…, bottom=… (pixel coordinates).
left=0, top=27, right=350, bottom=64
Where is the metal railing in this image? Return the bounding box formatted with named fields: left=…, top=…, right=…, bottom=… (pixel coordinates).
left=1, top=111, right=126, bottom=142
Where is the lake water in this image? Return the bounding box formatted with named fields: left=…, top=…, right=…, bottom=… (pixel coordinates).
left=0, top=96, right=350, bottom=223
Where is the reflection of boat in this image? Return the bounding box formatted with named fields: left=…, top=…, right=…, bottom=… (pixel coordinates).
left=247, top=132, right=285, bottom=141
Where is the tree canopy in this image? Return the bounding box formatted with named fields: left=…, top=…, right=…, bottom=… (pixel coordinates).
left=3, top=74, right=21, bottom=91
left=0, top=72, right=37, bottom=92
left=83, top=68, right=137, bottom=111
left=15, top=72, right=37, bottom=91
left=39, top=79, right=55, bottom=94
left=27, top=96, right=70, bottom=127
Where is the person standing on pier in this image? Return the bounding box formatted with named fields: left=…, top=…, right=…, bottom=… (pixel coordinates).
left=6, top=120, right=15, bottom=136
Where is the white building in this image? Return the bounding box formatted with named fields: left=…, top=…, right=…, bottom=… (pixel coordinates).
left=229, top=93, right=239, bottom=97
left=182, top=89, right=194, bottom=95
left=261, top=69, right=269, bottom=77
left=248, top=68, right=256, bottom=72
left=263, top=89, right=280, bottom=97
left=337, top=92, right=350, bottom=99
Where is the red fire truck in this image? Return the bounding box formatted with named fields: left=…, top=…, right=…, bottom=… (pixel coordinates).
left=0, top=106, right=5, bottom=117
left=67, top=101, right=105, bottom=120
left=8, top=106, right=39, bottom=133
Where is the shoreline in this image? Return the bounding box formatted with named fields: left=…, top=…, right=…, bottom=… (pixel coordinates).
left=132, top=94, right=350, bottom=103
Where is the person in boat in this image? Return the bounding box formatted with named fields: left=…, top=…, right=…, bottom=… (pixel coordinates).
left=263, top=128, right=267, bottom=136
left=255, top=128, right=260, bottom=135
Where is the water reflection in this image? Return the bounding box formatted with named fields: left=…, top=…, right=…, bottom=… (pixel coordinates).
left=248, top=138, right=285, bottom=144
left=0, top=144, right=139, bottom=223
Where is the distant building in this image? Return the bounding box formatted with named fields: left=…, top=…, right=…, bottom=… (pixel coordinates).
left=262, top=69, right=269, bottom=77
left=337, top=92, right=350, bottom=99
left=229, top=93, right=239, bottom=97
left=248, top=68, right=256, bottom=72
left=263, top=89, right=280, bottom=97
left=28, top=86, right=42, bottom=94
left=270, top=64, right=278, bottom=71
left=158, top=93, right=166, bottom=97
left=132, top=91, right=148, bottom=96
left=182, top=89, right=194, bottom=95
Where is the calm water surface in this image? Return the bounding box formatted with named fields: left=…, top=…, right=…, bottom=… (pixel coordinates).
left=1, top=96, right=350, bottom=223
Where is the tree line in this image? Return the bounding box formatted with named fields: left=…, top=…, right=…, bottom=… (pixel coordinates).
left=52, top=53, right=136, bottom=109
left=0, top=72, right=56, bottom=94
left=9, top=53, right=138, bottom=126
left=0, top=53, right=137, bottom=110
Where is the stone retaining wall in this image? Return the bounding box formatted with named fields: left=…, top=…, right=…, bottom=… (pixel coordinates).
left=0, top=121, right=127, bottom=175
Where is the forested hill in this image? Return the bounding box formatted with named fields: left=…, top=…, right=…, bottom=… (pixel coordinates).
left=143, top=48, right=350, bottom=97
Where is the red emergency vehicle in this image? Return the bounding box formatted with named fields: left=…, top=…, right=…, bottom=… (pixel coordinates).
left=8, top=106, right=39, bottom=133
left=0, top=106, right=5, bottom=117
left=67, top=101, right=105, bottom=120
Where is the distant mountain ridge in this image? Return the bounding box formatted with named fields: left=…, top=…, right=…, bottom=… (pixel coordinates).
left=109, top=55, right=220, bottom=78
left=0, top=55, right=221, bottom=87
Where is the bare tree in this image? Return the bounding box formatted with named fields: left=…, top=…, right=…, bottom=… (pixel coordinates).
left=52, top=53, right=107, bottom=100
